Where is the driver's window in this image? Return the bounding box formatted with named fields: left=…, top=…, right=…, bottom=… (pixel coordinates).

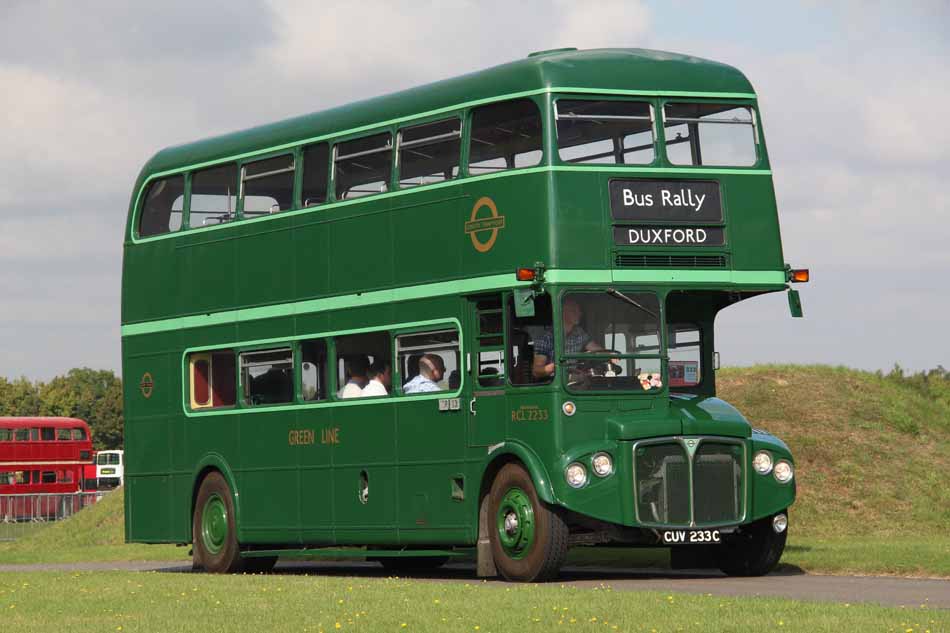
left=507, top=293, right=553, bottom=385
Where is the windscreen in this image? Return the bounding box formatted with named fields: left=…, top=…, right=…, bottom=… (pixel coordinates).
left=559, top=291, right=663, bottom=392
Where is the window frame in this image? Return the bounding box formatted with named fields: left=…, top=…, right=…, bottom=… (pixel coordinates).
left=465, top=97, right=545, bottom=177
left=187, top=162, right=240, bottom=229
left=332, top=130, right=395, bottom=201
left=239, top=346, right=296, bottom=408
left=137, top=174, right=186, bottom=238
left=238, top=151, right=298, bottom=218
left=188, top=349, right=237, bottom=411
left=393, top=325, right=462, bottom=397
left=395, top=115, right=463, bottom=190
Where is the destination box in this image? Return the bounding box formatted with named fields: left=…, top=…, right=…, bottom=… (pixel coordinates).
left=613, top=225, right=725, bottom=247
left=609, top=179, right=723, bottom=222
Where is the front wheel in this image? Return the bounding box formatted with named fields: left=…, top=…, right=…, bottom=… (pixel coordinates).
left=488, top=463, right=569, bottom=582
left=717, top=515, right=787, bottom=576
left=193, top=472, right=245, bottom=573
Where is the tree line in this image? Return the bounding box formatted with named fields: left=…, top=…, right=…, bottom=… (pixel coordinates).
left=0, top=368, right=123, bottom=450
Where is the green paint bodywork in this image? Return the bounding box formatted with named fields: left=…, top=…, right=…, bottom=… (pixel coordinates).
left=122, top=49, right=797, bottom=551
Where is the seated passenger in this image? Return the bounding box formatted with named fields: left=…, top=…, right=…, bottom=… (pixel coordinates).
left=338, top=355, right=370, bottom=398
left=361, top=360, right=391, bottom=397
left=403, top=354, right=445, bottom=394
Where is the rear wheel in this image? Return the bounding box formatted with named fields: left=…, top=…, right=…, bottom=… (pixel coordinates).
left=193, top=472, right=245, bottom=573
left=717, top=515, right=787, bottom=576
left=488, top=463, right=568, bottom=582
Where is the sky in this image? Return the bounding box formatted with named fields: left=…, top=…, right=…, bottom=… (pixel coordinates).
left=0, top=0, right=947, bottom=381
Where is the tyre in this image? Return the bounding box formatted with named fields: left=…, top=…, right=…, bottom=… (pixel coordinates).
left=488, top=463, right=569, bottom=582
left=717, top=515, right=787, bottom=576
left=376, top=556, right=450, bottom=572
left=193, top=472, right=246, bottom=573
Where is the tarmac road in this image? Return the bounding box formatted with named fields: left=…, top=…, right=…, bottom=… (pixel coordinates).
left=2, top=560, right=948, bottom=609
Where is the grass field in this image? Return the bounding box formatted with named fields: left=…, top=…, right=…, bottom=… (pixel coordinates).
left=2, top=571, right=946, bottom=633
left=2, top=366, right=948, bottom=578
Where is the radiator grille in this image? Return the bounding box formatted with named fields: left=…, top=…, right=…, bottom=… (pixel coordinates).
left=634, top=438, right=745, bottom=527
left=614, top=254, right=727, bottom=269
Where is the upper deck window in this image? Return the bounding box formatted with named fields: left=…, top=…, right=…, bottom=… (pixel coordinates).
left=398, top=118, right=461, bottom=188
left=190, top=164, right=238, bottom=227
left=334, top=133, right=393, bottom=200
left=301, top=142, right=330, bottom=207
left=469, top=99, right=542, bottom=174
left=241, top=154, right=295, bottom=216
left=556, top=100, right=655, bottom=165
left=138, top=175, right=185, bottom=237
left=663, top=103, right=757, bottom=167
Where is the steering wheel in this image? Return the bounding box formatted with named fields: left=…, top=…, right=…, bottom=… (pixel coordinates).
left=565, top=350, right=623, bottom=386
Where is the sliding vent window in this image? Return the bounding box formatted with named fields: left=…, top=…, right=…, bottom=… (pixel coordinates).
left=469, top=99, right=542, bottom=174
left=334, top=133, right=392, bottom=200
left=241, top=348, right=294, bottom=406
left=242, top=154, right=294, bottom=216
left=664, top=103, right=757, bottom=166
left=398, top=118, right=461, bottom=187
left=556, top=100, right=654, bottom=165
left=190, top=164, right=238, bottom=227
left=138, top=175, right=185, bottom=237
left=301, top=142, right=329, bottom=206
left=189, top=350, right=236, bottom=410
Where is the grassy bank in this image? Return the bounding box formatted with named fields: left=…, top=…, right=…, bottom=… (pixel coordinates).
left=2, top=571, right=945, bottom=633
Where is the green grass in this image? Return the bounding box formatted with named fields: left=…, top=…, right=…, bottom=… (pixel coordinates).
left=2, top=366, right=948, bottom=577
left=2, top=571, right=946, bottom=633
left=0, top=489, right=185, bottom=564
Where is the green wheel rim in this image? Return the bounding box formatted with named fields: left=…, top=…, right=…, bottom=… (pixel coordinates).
left=496, top=487, right=536, bottom=560
left=201, top=493, right=228, bottom=555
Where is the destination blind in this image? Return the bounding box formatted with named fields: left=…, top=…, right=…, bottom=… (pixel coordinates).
left=609, top=180, right=722, bottom=222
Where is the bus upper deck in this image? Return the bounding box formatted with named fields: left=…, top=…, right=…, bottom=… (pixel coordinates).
left=122, top=48, right=791, bottom=331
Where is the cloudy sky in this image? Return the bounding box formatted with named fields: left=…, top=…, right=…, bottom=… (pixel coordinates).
left=0, top=1, right=947, bottom=381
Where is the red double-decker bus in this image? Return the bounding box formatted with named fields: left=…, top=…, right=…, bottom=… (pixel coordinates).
left=0, top=417, right=96, bottom=521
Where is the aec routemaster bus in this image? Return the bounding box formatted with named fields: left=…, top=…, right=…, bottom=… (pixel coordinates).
left=0, top=417, right=95, bottom=520
left=122, top=48, right=808, bottom=581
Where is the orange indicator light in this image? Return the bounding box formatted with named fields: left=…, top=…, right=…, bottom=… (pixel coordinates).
left=790, top=269, right=810, bottom=283
left=516, top=268, right=536, bottom=282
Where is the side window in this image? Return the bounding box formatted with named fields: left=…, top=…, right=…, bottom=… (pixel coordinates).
left=398, top=118, right=461, bottom=188
left=334, top=133, right=392, bottom=200
left=241, top=348, right=294, bottom=406
left=301, top=142, right=330, bottom=206
left=664, top=103, right=757, bottom=167
left=138, top=175, right=185, bottom=238
left=475, top=296, right=505, bottom=387
left=56, top=428, right=71, bottom=441
left=41, top=471, right=56, bottom=484
left=41, top=427, right=55, bottom=441
left=188, top=350, right=236, bottom=410
left=335, top=331, right=391, bottom=399
left=71, top=428, right=87, bottom=440
left=300, top=339, right=329, bottom=402
left=30, top=428, right=39, bottom=441
left=190, top=163, right=238, bottom=227
left=469, top=99, right=543, bottom=174
left=668, top=324, right=701, bottom=387
left=556, top=100, right=655, bottom=165
left=241, top=154, right=295, bottom=216
left=0, top=429, right=10, bottom=441
left=396, top=329, right=460, bottom=395
left=13, top=428, right=28, bottom=441
left=508, top=293, right=554, bottom=385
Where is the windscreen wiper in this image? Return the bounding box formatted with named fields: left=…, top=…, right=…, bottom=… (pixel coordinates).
left=606, top=288, right=659, bottom=320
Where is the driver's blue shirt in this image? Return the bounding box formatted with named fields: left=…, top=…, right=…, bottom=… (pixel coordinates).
left=534, top=326, right=591, bottom=360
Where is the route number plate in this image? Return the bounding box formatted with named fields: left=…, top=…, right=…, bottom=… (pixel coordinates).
left=661, top=529, right=721, bottom=545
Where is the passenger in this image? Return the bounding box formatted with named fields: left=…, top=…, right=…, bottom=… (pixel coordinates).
left=361, top=360, right=391, bottom=397
left=338, top=354, right=370, bottom=398
left=532, top=298, right=605, bottom=379
left=403, top=354, right=445, bottom=394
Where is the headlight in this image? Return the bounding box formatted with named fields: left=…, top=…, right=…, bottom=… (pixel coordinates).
left=562, top=401, right=576, bottom=416
left=565, top=462, right=587, bottom=488
left=773, top=460, right=794, bottom=483
left=591, top=453, right=613, bottom=477
left=753, top=450, right=773, bottom=475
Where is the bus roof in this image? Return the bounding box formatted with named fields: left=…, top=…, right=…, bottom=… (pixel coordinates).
left=0, top=417, right=90, bottom=428
left=138, top=48, right=754, bottom=180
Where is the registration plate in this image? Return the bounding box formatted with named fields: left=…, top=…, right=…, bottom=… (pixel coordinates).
left=661, top=529, right=721, bottom=545
left=101, top=468, right=115, bottom=475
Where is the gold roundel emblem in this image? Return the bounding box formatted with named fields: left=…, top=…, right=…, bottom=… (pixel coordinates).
left=140, top=372, right=154, bottom=399
left=464, top=196, right=506, bottom=253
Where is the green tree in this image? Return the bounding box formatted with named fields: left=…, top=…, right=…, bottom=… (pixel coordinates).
left=37, top=368, right=124, bottom=450
left=0, top=376, right=41, bottom=415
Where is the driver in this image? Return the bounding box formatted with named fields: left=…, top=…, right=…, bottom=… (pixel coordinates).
left=532, top=298, right=605, bottom=379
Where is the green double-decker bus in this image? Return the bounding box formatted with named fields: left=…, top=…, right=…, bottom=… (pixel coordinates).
left=122, top=48, right=807, bottom=581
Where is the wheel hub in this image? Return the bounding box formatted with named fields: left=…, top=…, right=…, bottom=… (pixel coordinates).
left=504, top=511, right=519, bottom=535
left=496, top=487, right=535, bottom=560
left=201, top=493, right=228, bottom=555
